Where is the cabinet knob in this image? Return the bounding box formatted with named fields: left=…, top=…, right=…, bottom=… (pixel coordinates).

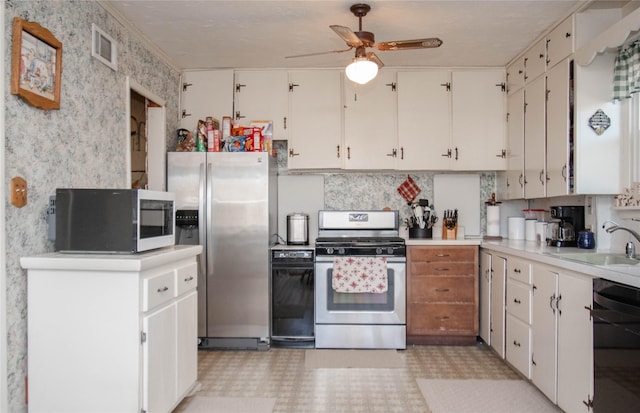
left=513, top=340, right=521, bottom=347
left=513, top=298, right=521, bottom=304
left=157, top=286, right=169, bottom=293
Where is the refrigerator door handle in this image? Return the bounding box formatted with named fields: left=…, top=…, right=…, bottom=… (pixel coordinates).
left=205, top=162, right=214, bottom=276
left=198, top=162, right=207, bottom=281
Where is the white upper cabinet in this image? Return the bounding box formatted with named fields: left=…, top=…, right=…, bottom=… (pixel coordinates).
left=545, top=59, right=572, bottom=197
left=234, top=70, right=289, bottom=140
left=397, top=70, right=451, bottom=170
left=505, top=89, right=525, bottom=199
left=288, top=70, right=343, bottom=170
left=546, top=16, right=574, bottom=69
left=506, top=59, right=525, bottom=95
left=524, top=38, right=547, bottom=83
left=451, top=69, right=507, bottom=171
left=343, top=70, right=398, bottom=170
left=180, top=70, right=234, bottom=130
left=524, top=76, right=546, bottom=199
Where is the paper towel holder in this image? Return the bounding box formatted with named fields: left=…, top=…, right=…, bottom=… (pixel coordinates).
left=484, top=193, right=503, bottom=240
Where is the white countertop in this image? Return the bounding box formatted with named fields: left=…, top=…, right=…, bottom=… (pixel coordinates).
left=480, top=239, right=640, bottom=289
left=20, top=245, right=202, bottom=272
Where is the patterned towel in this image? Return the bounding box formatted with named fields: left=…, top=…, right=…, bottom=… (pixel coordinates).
left=332, top=257, right=388, bottom=293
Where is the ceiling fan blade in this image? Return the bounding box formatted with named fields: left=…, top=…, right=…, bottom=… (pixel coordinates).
left=367, top=52, right=384, bottom=68
left=374, top=38, right=443, bottom=51
left=330, top=25, right=363, bottom=47
left=286, top=47, right=353, bottom=59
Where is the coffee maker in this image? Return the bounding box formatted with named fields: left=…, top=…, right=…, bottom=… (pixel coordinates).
left=546, top=206, right=585, bottom=247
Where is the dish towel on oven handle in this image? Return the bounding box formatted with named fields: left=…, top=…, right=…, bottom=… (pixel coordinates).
left=332, top=257, right=388, bottom=293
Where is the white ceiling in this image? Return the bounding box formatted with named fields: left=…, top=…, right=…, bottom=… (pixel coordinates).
left=103, top=0, right=597, bottom=71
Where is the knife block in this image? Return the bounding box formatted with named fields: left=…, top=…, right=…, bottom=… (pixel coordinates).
left=442, top=224, right=458, bottom=240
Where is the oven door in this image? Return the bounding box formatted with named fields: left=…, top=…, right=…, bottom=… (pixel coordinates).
left=315, top=256, right=406, bottom=325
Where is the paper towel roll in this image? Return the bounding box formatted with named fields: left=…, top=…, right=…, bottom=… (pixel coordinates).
left=525, top=219, right=537, bottom=241
left=486, top=205, right=500, bottom=236
left=508, top=217, right=526, bottom=240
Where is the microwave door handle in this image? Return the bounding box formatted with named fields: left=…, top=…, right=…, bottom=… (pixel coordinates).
left=198, top=162, right=207, bottom=279
left=206, top=162, right=214, bottom=277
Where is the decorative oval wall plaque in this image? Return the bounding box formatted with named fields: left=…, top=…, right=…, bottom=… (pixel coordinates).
left=588, top=109, right=611, bottom=136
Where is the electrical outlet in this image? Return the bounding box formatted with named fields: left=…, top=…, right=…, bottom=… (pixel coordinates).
left=10, top=176, right=27, bottom=208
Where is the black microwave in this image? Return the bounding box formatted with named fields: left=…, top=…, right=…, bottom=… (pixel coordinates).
left=55, top=188, right=175, bottom=253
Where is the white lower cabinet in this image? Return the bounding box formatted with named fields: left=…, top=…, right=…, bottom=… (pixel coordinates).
left=479, top=250, right=506, bottom=358
left=21, top=246, right=201, bottom=413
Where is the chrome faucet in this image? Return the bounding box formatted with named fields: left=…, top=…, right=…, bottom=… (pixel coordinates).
left=602, top=221, right=640, bottom=259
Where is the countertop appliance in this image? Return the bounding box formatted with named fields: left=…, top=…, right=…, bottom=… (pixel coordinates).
left=54, top=188, right=175, bottom=254
left=167, top=152, right=277, bottom=350
left=271, top=246, right=315, bottom=347
left=314, top=210, right=406, bottom=349
left=592, top=278, right=640, bottom=411
left=547, top=205, right=585, bottom=247
left=287, top=212, right=309, bottom=245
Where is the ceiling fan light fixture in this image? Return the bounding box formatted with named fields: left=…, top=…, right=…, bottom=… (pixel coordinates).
left=345, top=57, right=378, bottom=84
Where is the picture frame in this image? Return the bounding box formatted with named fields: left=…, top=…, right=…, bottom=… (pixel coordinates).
left=11, top=17, right=62, bottom=110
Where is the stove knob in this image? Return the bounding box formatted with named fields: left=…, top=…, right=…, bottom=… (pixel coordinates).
left=376, top=247, right=383, bottom=255
left=338, top=247, right=346, bottom=255
left=327, top=247, right=334, bottom=255
left=387, top=247, right=394, bottom=255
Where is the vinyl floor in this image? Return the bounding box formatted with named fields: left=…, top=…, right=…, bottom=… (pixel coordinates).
left=173, top=343, right=521, bottom=413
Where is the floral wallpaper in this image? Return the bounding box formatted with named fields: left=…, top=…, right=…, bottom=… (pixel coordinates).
left=4, top=1, right=180, bottom=411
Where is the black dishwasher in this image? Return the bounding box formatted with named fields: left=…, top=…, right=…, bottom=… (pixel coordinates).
left=271, top=248, right=315, bottom=348
left=592, top=278, right=640, bottom=412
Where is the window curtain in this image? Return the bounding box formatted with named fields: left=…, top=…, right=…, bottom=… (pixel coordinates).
left=613, top=40, right=640, bottom=101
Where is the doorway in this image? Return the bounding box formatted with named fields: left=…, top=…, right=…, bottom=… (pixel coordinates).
left=126, top=77, right=166, bottom=191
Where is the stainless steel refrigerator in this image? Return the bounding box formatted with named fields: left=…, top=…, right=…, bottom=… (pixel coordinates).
left=167, top=151, right=277, bottom=350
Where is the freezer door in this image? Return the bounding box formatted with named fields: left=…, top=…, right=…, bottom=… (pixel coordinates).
left=206, top=152, right=271, bottom=339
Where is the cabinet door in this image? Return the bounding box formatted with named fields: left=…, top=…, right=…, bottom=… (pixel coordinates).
left=531, top=266, right=558, bottom=403
left=546, top=16, right=574, bottom=69
left=507, top=58, right=525, bottom=95
left=524, top=76, right=546, bottom=199
left=343, top=70, right=398, bottom=169
left=142, top=303, right=177, bottom=413
left=397, top=70, right=451, bottom=170
left=180, top=70, right=234, bottom=130
left=234, top=71, right=289, bottom=140
left=546, top=60, right=571, bottom=197
left=177, top=291, right=198, bottom=399
left=524, top=39, right=546, bottom=84
left=451, top=70, right=507, bottom=170
left=288, top=70, right=343, bottom=169
left=506, top=314, right=531, bottom=379
left=479, top=251, right=492, bottom=344
left=557, top=272, right=593, bottom=413
left=506, top=89, right=525, bottom=199
left=490, top=255, right=506, bottom=358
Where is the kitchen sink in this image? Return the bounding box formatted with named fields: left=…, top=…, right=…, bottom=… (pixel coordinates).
left=550, top=252, right=640, bottom=266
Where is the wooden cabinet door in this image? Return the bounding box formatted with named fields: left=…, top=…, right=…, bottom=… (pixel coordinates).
left=343, top=70, right=398, bottom=169
left=288, top=70, right=343, bottom=169
left=180, top=70, right=234, bottom=130
left=546, top=60, right=571, bottom=197
left=451, top=69, right=507, bottom=171
left=524, top=76, right=546, bottom=199
left=234, top=70, right=289, bottom=140
left=397, top=70, right=451, bottom=170
left=506, top=89, right=525, bottom=199
left=531, top=266, right=558, bottom=403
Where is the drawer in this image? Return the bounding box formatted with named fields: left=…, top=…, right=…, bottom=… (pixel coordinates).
left=410, top=262, right=476, bottom=276
left=176, top=262, right=198, bottom=295
left=408, top=303, right=476, bottom=334
left=507, top=257, right=531, bottom=284
left=506, top=314, right=531, bottom=378
left=143, top=270, right=176, bottom=312
left=409, top=246, right=476, bottom=263
left=410, top=276, right=475, bottom=303
left=506, top=279, right=531, bottom=323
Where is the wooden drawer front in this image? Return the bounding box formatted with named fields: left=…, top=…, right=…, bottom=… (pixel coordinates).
left=411, top=262, right=476, bottom=276
left=506, top=280, right=531, bottom=323
left=409, top=246, right=476, bottom=263
left=409, top=303, right=476, bottom=334
left=506, top=314, right=531, bottom=378
left=411, top=276, right=475, bottom=303
left=143, top=271, right=176, bottom=312
left=176, top=262, right=198, bottom=295
left=507, top=257, right=531, bottom=284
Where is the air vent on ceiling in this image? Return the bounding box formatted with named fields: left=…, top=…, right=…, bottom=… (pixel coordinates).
left=91, top=23, right=117, bottom=71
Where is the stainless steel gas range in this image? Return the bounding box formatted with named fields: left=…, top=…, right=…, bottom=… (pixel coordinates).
left=314, top=210, right=406, bottom=349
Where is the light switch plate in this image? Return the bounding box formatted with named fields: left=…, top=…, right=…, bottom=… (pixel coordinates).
left=10, top=176, right=27, bottom=208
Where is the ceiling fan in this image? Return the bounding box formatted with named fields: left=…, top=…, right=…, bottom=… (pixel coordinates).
left=286, top=3, right=443, bottom=83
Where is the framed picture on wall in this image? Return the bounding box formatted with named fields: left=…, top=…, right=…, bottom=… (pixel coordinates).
left=10, top=17, right=62, bottom=110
